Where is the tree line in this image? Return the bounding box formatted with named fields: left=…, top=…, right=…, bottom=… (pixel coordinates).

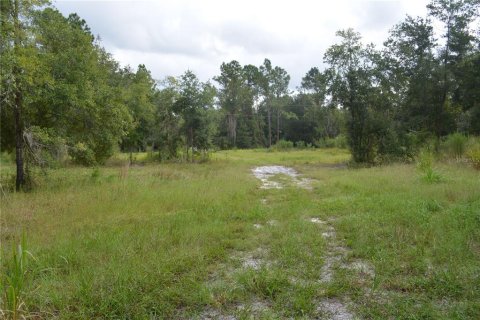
left=1, top=0, right=479, bottom=190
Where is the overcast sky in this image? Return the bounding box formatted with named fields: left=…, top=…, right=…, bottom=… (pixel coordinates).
left=54, top=0, right=430, bottom=88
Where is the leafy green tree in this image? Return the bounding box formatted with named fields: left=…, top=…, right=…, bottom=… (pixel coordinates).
left=324, top=29, right=382, bottom=163
left=174, top=71, right=216, bottom=161
left=214, top=60, right=244, bottom=148
left=258, top=59, right=274, bottom=147
left=214, top=61, right=264, bottom=149
left=31, top=8, right=132, bottom=165
left=300, top=67, right=343, bottom=140
left=427, top=0, right=480, bottom=137
left=258, top=59, right=290, bottom=147
left=270, top=66, right=290, bottom=143
left=121, top=64, right=156, bottom=162
left=384, top=15, right=439, bottom=135
left=301, top=67, right=327, bottom=107
left=454, top=51, right=480, bottom=133
left=153, top=76, right=183, bottom=160
left=240, top=64, right=264, bottom=148
left=1, top=0, right=50, bottom=190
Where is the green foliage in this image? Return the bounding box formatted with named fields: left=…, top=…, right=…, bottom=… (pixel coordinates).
left=294, top=141, right=307, bottom=148
left=1, top=150, right=479, bottom=318
left=90, top=167, right=101, bottom=181
left=417, top=150, right=443, bottom=182
left=443, top=133, right=468, bottom=158
left=324, top=29, right=388, bottom=163
left=69, top=142, right=96, bottom=166
left=237, top=268, right=290, bottom=299
left=1, top=235, right=31, bottom=320
left=120, top=64, right=156, bottom=153
left=1, top=0, right=479, bottom=195
left=173, top=71, right=217, bottom=161
left=24, top=126, right=67, bottom=167
left=272, top=139, right=294, bottom=150
left=0, top=152, right=14, bottom=165
left=467, top=146, right=480, bottom=169
left=316, top=134, right=348, bottom=149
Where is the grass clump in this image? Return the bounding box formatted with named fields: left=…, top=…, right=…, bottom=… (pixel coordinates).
left=271, top=139, right=294, bottom=151
left=417, top=150, right=443, bottom=183
left=443, top=133, right=468, bottom=158
left=1, top=236, right=32, bottom=320
left=467, top=146, right=480, bottom=170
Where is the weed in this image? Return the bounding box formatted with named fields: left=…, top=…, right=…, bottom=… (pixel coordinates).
left=272, top=140, right=294, bottom=151
left=417, top=150, right=443, bottom=183
left=423, top=167, right=443, bottom=183
left=1, top=235, right=32, bottom=320
left=237, top=268, right=290, bottom=299
left=467, top=147, right=480, bottom=170
left=444, top=133, right=468, bottom=158
left=90, top=167, right=101, bottom=181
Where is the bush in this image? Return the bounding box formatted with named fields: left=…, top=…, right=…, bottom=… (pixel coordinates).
left=69, top=142, right=96, bottom=166
left=315, top=135, right=347, bottom=149
left=0, top=152, right=14, bottom=165
left=1, top=236, right=31, bottom=319
left=443, top=133, right=468, bottom=158
left=24, top=126, right=67, bottom=168
left=467, top=147, right=480, bottom=170
left=294, top=141, right=306, bottom=149
left=417, top=150, right=443, bottom=183
left=272, top=139, right=294, bottom=150
left=333, top=134, right=347, bottom=148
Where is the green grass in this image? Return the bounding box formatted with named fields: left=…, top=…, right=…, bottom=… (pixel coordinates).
left=1, top=148, right=479, bottom=319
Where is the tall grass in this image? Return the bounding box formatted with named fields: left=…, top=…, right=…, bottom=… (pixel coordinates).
left=1, top=235, right=32, bottom=320
left=417, top=150, right=443, bottom=183
left=1, top=148, right=479, bottom=318
left=444, top=133, right=468, bottom=158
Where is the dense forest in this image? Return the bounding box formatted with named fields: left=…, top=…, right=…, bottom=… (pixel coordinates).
left=1, top=0, right=479, bottom=190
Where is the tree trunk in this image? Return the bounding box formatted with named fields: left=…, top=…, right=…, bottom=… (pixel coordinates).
left=190, top=127, right=194, bottom=163
left=267, top=107, right=272, bottom=148
left=186, top=128, right=189, bottom=162
left=436, top=16, right=452, bottom=140
left=276, top=108, right=280, bottom=143
left=14, top=90, right=24, bottom=191
left=13, top=0, right=25, bottom=191
left=226, top=113, right=237, bottom=147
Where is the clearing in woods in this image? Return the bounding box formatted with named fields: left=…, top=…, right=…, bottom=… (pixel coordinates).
left=1, top=148, right=480, bottom=319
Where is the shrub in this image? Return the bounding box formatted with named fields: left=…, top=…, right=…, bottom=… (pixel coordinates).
left=467, top=147, right=480, bottom=170
left=323, top=138, right=336, bottom=148
left=90, top=167, right=101, bottom=181
left=1, top=236, right=31, bottom=320
left=272, top=139, right=294, bottom=150
left=0, top=152, right=14, bottom=165
left=69, top=142, right=96, bottom=166
left=444, top=133, right=468, bottom=158
left=417, top=150, right=443, bottom=183
left=294, top=141, right=306, bottom=149
left=24, top=126, right=67, bottom=168
left=315, top=135, right=347, bottom=149
left=333, top=134, right=347, bottom=149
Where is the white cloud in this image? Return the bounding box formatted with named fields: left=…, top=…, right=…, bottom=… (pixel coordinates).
left=54, top=0, right=430, bottom=88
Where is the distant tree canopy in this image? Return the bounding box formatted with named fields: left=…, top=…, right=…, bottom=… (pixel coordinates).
left=1, top=0, right=479, bottom=189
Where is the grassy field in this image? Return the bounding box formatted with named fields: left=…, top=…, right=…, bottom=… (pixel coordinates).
left=1, top=148, right=479, bottom=319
